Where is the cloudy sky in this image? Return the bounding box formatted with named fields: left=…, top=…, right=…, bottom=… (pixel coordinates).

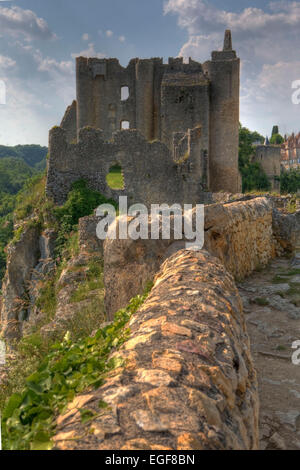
left=0, top=0, right=300, bottom=145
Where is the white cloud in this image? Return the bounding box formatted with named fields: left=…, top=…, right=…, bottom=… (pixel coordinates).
left=0, top=54, right=16, bottom=69
left=37, top=57, right=73, bottom=76
left=0, top=41, right=76, bottom=145
left=106, top=29, right=113, bottom=37
left=119, top=35, right=125, bottom=42
left=164, top=0, right=300, bottom=35
left=0, top=5, right=55, bottom=41
left=71, top=43, right=106, bottom=59
left=164, top=0, right=300, bottom=135
left=82, top=33, right=89, bottom=41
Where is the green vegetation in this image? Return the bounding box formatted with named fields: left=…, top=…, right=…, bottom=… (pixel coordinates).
left=0, top=174, right=117, bottom=286
left=0, top=144, right=47, bottom=169
left=272, top=274, right=289, bottom=284
left=0, top=168, right=46, bottom=285
left=106, top=165, right=124, bottom=190
left=280, top=169, right=300, bottom=194
left=14, top=172, right=47, bottom=222
left=239, top=124, right=271, bottom=193
left=276, top=345, right=287, bottom=351
left=36, top=277, right=57, bottom=322
left=252, top=297, right=270, bottom=306
left=278, top=269, right=300, bottom=276
left=270, top=126, right=284, bottom=145
left=0, top=215, right=13, bottom=282
left=286, top=198, right=297, bottom=214
left=270, top=134, right=284, bottom=145
left=54, top=180, right=117, bottom=258
left=1, top=286, right=152, bottom=450
left=70, top=259, right=104, bottom=303
left=0, top=158, right=34, bottom=195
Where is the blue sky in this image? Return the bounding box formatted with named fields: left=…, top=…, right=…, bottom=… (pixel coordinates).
left=0, top=0, right=300, bottom=145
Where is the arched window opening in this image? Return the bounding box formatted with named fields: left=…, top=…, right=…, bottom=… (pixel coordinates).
left=121, top=86, right=129, bottom=101
left=106, top=164, right=125, bottom=190
left=121, top=120, right=130, bottom=130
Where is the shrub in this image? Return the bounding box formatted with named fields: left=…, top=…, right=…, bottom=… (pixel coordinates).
left=54, top=180, right=117, bottom=258
left=1, top=285, right=152, bottom=450
left=14, top=172, right=46, bottom=221
left=280, top=169, right=300, bottom=194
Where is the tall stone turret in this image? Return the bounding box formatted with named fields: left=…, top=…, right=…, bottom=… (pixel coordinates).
left=203, top=30, right=241, bottom=192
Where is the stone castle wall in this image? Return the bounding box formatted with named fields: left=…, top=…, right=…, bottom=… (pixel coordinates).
left=76, top=56, right=209, bottom=145
left=48, top=30, right=241, bottom=200
left=60, top=100, right=77, bottom=144
left=253, top=145, right=281, bottom=191
left=46, top=126, right=210, bottom=207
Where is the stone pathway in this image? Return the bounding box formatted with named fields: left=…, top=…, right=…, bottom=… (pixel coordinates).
left=239, top=256, right=300, bottom=450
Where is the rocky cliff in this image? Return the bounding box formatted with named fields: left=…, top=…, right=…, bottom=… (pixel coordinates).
left=0, top=194, right=299, bottom=450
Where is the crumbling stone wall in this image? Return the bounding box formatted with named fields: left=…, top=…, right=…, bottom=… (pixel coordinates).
left=60, top=100, right=77, bottom=144
left=46, top=126, right=210, bottom=207
left=53, top=250, right=259, bottom=450
left=252, top=145, right=281, bottom=192
left=76, top=56, right=209, bottom=146
left=104, top=197, right=274, bottom=318
left=204, top=197, right=274, bottom=279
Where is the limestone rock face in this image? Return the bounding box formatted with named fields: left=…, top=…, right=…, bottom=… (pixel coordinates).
left=0, top=224, right=41, bottom=341
left=54, top=250, right=259, bottom=450
left=104, top=214, right=184, bottom=319
left=104, top=235, right=173, bottom=320
left=78, top=214, right=104, bottom=254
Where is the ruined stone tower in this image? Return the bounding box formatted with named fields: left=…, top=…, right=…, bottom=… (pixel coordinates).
left=203, top=30, right=241, bottom=192
left=47, top=30, right=241, bottom=205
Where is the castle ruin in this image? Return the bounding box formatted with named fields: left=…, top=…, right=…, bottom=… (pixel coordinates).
left=252, top=140, right=281, bottom=192
left=47, top=30, right=241, bottom=206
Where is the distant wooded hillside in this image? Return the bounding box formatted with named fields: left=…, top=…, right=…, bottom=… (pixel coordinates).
left=0, top=144, right=48, bottom=169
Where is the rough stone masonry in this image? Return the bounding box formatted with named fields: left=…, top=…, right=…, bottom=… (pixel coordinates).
left=46, top=30, right=241, bottom=206
left=53, top=250, right=259, bottom=450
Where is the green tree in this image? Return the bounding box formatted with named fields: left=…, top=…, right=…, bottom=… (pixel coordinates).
left=270, top=133, right=284, bottom=145
left=0, top=144, right=47, bottom=168
left=0, top=158, right=34, bottom=195
left=280, top=169, right=300, bottom=194
left=270, top=125, right=284, bottom=145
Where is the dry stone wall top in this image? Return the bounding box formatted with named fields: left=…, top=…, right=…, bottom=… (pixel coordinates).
left=53, top=250, right=259, bottom=450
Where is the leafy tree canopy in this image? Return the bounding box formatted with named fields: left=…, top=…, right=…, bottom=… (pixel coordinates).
left=0, top=144, right=47, bottom=168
